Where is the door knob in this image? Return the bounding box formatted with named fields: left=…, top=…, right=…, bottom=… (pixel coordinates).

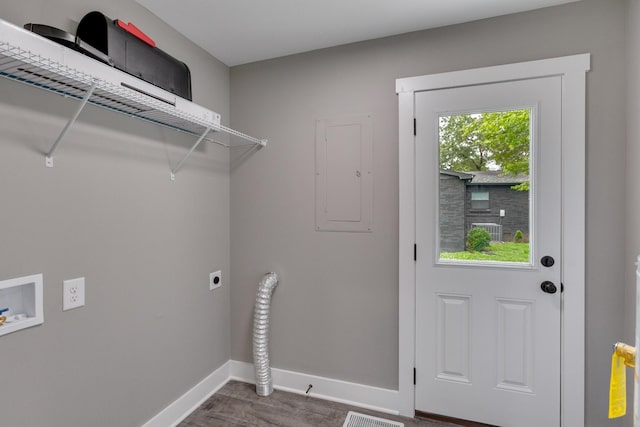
left=540, top=281, right=557, bottom=294
left=541, top=256, right=555, bottom=267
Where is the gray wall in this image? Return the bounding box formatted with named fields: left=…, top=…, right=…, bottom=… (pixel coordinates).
left=0, top=2, right=231, bottom=426
left=626, top=1, right=640, bottom=425
left=230, top=1, right=627, bottom=426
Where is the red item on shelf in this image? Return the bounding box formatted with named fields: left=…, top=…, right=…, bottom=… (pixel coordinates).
left=116, top=19, right=156, bottom=47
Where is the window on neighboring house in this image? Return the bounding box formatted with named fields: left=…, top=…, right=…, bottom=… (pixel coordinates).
left=471, top=191, right=489, bottom=209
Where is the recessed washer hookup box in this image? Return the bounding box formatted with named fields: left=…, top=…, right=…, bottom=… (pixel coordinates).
left=77, top=11, right=192, bottom=101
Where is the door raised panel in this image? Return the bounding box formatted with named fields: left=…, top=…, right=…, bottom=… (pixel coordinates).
left=436, top=293, right=471, bottom=383
left=496, top=298, right=534, bottom=393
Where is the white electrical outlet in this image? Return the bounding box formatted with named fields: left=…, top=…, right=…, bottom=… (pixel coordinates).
left=63, top=277, right=85, bottom=311
left=210, top=270, right=222, bottom=290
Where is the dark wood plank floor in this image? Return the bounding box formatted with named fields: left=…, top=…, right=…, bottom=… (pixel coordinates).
left=179, top=380, right=460, bottom=427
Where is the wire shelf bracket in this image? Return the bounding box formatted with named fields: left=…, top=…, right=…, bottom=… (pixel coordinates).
left=0, top=18, right=267, bottom=175
left=170, top=127, right=210, bottom=181
left=45, top=81, right=97, bottom=167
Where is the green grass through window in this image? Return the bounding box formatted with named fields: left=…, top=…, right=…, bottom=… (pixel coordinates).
left=440, top=242, right=529, bottom=263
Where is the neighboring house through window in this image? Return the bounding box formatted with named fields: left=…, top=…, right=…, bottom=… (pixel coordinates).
left=439, top=170, right=529, bottom=251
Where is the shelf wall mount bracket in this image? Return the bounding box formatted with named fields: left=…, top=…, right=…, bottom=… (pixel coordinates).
left=45, top=81, right=98, bottom=168
left=170, top=127, right=211, bottom=181
left=216, top=124, right=268, bottom=148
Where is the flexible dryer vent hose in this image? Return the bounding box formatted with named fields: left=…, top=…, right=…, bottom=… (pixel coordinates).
left=253, top=272, right=279, bottom=396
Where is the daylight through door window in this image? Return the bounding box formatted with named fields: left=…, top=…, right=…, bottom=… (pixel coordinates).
left=438, top=109, right=532, bottom=264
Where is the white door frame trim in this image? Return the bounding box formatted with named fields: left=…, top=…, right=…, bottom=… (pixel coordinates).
left=395, top=54, right=590, bottom=425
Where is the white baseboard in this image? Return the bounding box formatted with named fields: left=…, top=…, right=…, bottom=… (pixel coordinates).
left=141, top=360, right=231, bottom=427
left=229, top=360, right=401, bottom=415
left=142, top=359, right=403, bottom=426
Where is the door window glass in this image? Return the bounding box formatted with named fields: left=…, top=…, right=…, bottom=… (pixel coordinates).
left=438, top=109, right=532, bottom=264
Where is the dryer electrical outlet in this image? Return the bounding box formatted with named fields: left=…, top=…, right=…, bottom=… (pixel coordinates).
left=63, top=277, right=85, bottom=311
left=210, top=271, right=222, bottom=290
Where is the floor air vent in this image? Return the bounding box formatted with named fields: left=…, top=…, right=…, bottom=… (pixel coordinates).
left=342, top=411, right=404, bottom=427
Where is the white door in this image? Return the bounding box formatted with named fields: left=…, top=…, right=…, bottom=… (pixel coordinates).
left=415, top=76, right=562, bottom=427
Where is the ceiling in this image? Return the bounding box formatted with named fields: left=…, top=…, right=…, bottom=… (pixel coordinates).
left=136, top=0, right=581, bottom=67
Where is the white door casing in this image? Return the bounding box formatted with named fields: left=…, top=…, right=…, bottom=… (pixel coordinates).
left=396, top=54, right=589, bottom=425
left=415, top=77, right=561, bottom=426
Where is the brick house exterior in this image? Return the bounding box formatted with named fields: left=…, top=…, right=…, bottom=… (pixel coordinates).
left=439, top=171, right=472, bottom=252
left=440, top=170, right=529, bottom=252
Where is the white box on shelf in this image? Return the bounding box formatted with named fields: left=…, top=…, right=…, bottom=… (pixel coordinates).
left=0, top=273, right=44, bottom=337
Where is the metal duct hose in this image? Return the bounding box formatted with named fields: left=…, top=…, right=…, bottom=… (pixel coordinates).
left=253, top=272, right=279, bottom=396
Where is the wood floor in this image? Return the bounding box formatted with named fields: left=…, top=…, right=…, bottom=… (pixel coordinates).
left=179, top=380, right=460, bottom=427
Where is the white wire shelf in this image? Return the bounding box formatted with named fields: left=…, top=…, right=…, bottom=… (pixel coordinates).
left=0, top=18, right=266, bottom=178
